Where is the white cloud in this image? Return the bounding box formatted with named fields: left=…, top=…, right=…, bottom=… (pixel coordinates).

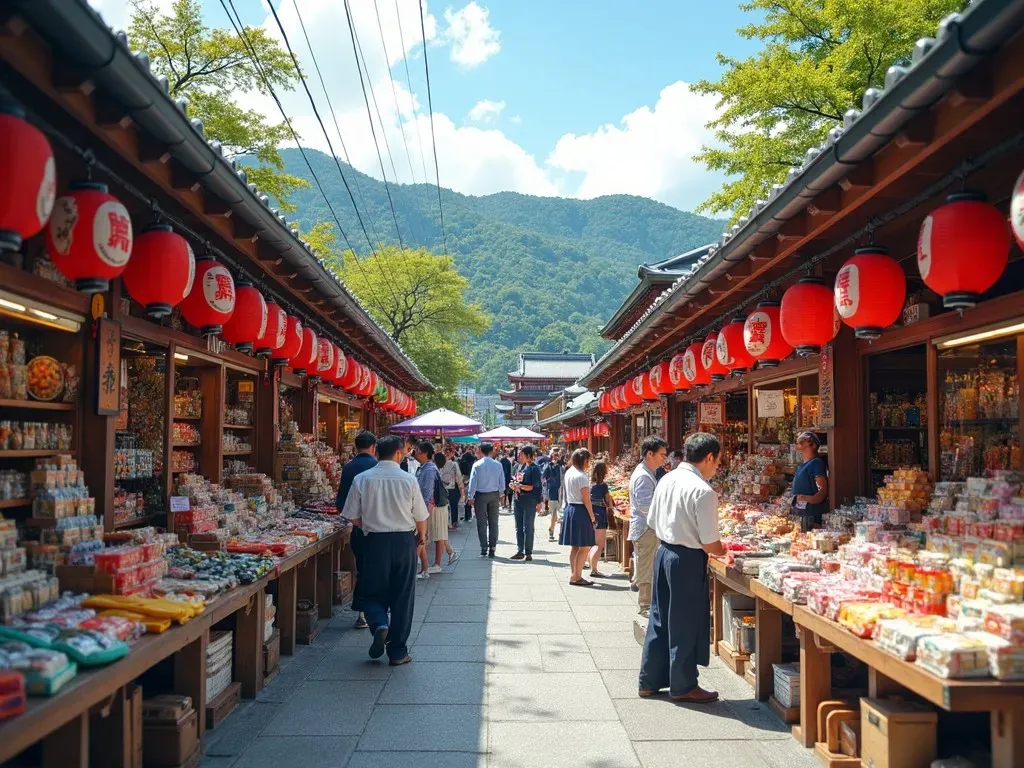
left=467, top=99, right=505, bottom=123
left=545, top=82, right=724, bottom=211
left=509, top=115, right=522, bottom=125
left=443, top=2, right=500, bottom=68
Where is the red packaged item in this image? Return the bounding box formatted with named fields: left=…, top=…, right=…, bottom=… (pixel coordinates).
left=967, top=521, right=995, bottom=540
left=79, top=615, right=143, bottom=642
left=0, top=672, right=25, bottom=721
left=93, top=546, right=144, bottom=574
left=111, top=566, right=141, bottom=594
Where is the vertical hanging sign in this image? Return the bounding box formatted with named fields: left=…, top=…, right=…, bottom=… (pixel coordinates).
left=96, top=317, right=121, bottom=416
left=818, top=342, right=835, bottom=428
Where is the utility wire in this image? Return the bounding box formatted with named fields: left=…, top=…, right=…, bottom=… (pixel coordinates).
left=342, top=0, right=406, bottom=250
left=264, top=0, right=403, bottom=309
left=219, top=0, right=392, bottom=316
left=291, top=0, right=387, bottom=255
left=417, top=0, right=447, bottom=255
left=372, top=0, right=418, bottom=185
left=392, top=0, right=430, bottom=182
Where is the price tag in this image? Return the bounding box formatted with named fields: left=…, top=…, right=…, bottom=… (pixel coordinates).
left=169, top=496, right=191, bottom=513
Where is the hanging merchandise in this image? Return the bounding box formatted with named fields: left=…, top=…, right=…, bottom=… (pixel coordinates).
left=180, top=258, right=236, bottom=336
left=256, top=301, right=286, bottom=358
left=220, top=282, right=266, bottom=354
left=682, top=342, right=710, bottom=387
left=122, top=224, right=194, bottom=318
left=717, top=318, right=754, bottom=376
left=834, top=246, right=906, bottom=340
left=917, top=191, right=1010, bottom=309
left=648, top=362, right=674, bottom=396
left=273, top=315, right=303, bottom=368
left=293, top=327, right=318, bottom=376
left=47, top=181, right=133, bottom=292
left=780, top=277, right=839, bottom=356
left=701, top=332, right=728, bottom=382
left=743, top=301, right=792, bottom=368
left=0, top=100, right=56, bottom=252
left=313, top=337, right=334, bottom=382
left=668, top=352, right=690, bottom=392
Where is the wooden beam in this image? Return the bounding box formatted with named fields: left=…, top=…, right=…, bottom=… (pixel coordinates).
left=775, top=213, right=807, bottom=243
left=837, top=163, right=874, bottom=192
left=806, top=186, right=842, bottom=217
left=893, top=111, right=933, bottom=148
left=138, top=135, right=171, bottom=165
left=232, top=216, right=259, bottom=242
left=947, top=69, right=992, bottom=108
left=94, top=91, right=132, bottom=130
left=168, top=159, right=200, bottom=193
left=203, top=193, right=233, bottom=218
left=51, top=61, right=95, bottom=96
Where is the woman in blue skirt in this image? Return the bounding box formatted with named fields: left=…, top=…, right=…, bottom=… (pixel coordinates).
left=560, top=448, right=597, bottom=586
left=587, top=460, right=615, bottom=579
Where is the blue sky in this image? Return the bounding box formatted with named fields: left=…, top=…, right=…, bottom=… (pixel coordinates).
left=91, top=0, right=759, bottom=212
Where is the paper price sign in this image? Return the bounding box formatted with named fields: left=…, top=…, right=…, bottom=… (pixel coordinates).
left=699, top=401, right=723, bottom=425
left=757, top=390, right=785, bottom=418
left=169, top=496, right=191, bottom=513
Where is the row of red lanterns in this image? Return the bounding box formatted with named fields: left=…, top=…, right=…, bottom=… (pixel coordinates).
left=598, top=187, right=1015, bottom=410
left=564, top=425, right=591, bottom=442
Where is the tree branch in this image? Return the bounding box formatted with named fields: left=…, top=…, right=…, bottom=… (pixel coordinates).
left=132, top=0, right=181, bottom=89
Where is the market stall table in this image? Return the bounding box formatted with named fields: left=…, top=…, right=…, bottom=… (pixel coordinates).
left=613, top=512, right=632, bottom=577
left=708, top=557, right=755, bottom=676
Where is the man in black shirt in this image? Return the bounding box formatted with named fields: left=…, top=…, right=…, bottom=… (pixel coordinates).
left=510, top=445, right=543, bottom=561
left=336, top=431, right=378, bottom=629
left=499, top=451, right=513, bottom=511
left=458, top=448, right=475, bottom=521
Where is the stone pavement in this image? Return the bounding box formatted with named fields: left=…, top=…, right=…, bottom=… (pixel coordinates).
left=201, top=510, right=820, bottom=768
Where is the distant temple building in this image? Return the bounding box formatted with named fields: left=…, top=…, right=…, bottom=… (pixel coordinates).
left=496, top=352, right=595, bottom=427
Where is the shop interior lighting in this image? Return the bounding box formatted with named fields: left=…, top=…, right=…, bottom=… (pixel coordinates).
left=174, top=353, right=190, bottom=362
left=935, top=319, right=1024, bottom=350
left=0, top=289, right=82, bottom=333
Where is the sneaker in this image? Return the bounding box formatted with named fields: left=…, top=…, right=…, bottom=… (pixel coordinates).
left=510, top=552, right=526, bottom=560
left=389, top=655, right=413, bottom=667
left=354, top=613, right=368, bottom=629
left=427, top=564, right=442, bottom=575
left=416, top=571, right=430, bottom=580
left=369, top=626, right=388, bottom=659
left=481, top=549, right=488, bottom=557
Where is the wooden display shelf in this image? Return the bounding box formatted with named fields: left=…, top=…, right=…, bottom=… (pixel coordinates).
left=173, top=443, right=201, bottom=448
left=0, top=398, right=75, bottom=411
left=223, top=449, right=252, bottom=456
left=223, top=424, right=253, bottom=430
left=0, top=498, right=30, bottom=509
left=0, top=450, right=69, bottom=459
left=717, top=639, right=750, bottom=676
left=114, top=514, right=157, bottom=529
left=173, top=415, right=202, bottom=421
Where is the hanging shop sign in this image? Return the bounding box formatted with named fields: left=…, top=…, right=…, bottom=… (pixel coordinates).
left=819, top=342, right=835, bottom=428
left=757, top=389, right=785, bottom=419
left=698, top=400, right=723, bottom=425
left=96, top=317, right=121, bottom=416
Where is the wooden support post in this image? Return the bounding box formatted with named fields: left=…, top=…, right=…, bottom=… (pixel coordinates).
left=712, top=574, right=724, bottom=651
left=256, top=367, right=279, bottom=477
left=797, top=628, right=831, bottom=747
left=990, top=706, right=1024, bottom=768
left=298, top=554, right=318, bottom=604
left=235, top=589, right=265, bottom=698
left=754, top=599, right=782, bottom=702
left=324, top=402, right=339, bottom=453
left=279, top=567, right=298, bottom=655
left=89, top=686, right=130, bottom=768
left=174, top=631, right=208, bottom=745
left=867, top=667, right=906, bottom=698
left=317, top=547, right=334, bottom=619
left=43, top=712, right=88, bottom=768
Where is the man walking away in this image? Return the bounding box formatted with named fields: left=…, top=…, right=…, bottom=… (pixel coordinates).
left=536, top=450, right=550, bottom=516
left=544, top=449, right=565, bottom=542
left=336, top=431, right=378, bottom=630
left=342, top=435, right=429, bottom=666
left=629, top=436, right=667, bottom=616
left=467, top=442, right=505, bottom=557
left=414, top=441, right=438, bottom=579
left=510, top=444, right=542, bottom=561
left=458, top=448, right=475, bottom=521
left=639, top=432, right=725, bottom=703
left=499, top=450, right=513, bottom=511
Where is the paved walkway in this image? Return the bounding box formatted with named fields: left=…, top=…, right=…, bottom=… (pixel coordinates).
left=201, top=511, right=819, bottom=768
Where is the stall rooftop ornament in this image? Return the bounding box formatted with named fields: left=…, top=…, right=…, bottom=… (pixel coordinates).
left=0, top=99, right=56, bottom=253
left=835, top=246, right=906, bottom=340
left=47, top=181, right=133, bottom=292
left=122, top=224, right=194, bottom=318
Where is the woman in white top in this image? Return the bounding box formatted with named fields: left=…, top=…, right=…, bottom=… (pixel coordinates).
left=559, top=448, right=597, bottom=586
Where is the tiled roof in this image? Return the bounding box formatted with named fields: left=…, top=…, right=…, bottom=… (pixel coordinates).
left=509, top=352, right=595, bottom=379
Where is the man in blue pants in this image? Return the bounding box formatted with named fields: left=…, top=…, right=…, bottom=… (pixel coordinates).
left=342, top=435, right=429, bottom=666
left=336, top=430, right=378, bottom=630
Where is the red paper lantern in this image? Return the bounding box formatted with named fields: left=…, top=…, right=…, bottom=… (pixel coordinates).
left=220, top=282, right=266, bottom=354
left=918, top=191, right=1010, bottom=310
left=598, top=391, right=611, bottom=414
left=329, top=346, right=347, bottom=385
left=338, top=357, right=360, bottom=390
left=363, top=370, right=379, bottom=398
left=1013, top=169, right=1024, bottom=250
left=780, top=277, right=839, bottom=356
left=293, top=327, right=318, bottom=376
left=256, top=301, right=286, bottom=359
left=834, top=246, right=906, bottom=340
left=649, top=362, right=674, bottom=396
left=180, top=258, right=236, bottom=337
left=47, top=181, right=133, bottom=292
left=623, top=377, right=643, bottom=406
left=701, top=332, right=728, bottom=382
left=682, top=342, right=710, bottom=387
left=668, top=352, right=690, bottom=392
left=638, top=372, right=658, bottom=401
left=311, top=337, right=334, bottom=383
left=122, top=224, right=195, bottom=319
left=0, top=101, right=56, bottom=253
left=743, top=301, right=792, bottom=368
left=274, top=315, right=303, bottom=368
left=717, top=319, right=754, bottom=376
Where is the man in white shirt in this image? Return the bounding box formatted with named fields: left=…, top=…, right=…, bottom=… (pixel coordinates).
left=639, top=432, right=725, bottom=704
left=466, top=442, right=506, bottom=557
left=342, top=435, right=430, bottom=666
left=628, top=436, right=668, bottom=616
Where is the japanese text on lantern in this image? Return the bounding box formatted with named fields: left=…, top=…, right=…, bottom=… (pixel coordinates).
left=214, top=273, right=234, bottom=303
left=835, top=270, right=853, bottom=312
left=107, top=211, right=131, bottom=252
left=747, top=317, right=767, bottom=347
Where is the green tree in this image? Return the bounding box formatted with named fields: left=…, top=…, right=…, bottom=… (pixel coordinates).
left=692, top=0, right=964, bottom=220
left=306, top=223, right=489, bottom=412
left=128, top=0, right=310, bottom=209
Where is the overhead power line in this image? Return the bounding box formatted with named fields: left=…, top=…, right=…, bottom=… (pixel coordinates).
left=417, top=0, right=447, bottom=255
left=372, top=0, right=418, bottom=185
left=392, top=0, right=430, bottom=182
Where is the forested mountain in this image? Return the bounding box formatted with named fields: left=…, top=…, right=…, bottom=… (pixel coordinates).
left=280, top=148, right=723, bottom=393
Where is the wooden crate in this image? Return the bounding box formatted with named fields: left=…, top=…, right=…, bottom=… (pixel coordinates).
left=263, top=629, right=281, bottom=676
left=334, top=571, right=353, bottom=606
left=205, top=681, right=241, bottom=730
left=716, top=639, right=749, bottom=676
left=296, top=605, right=319, bottom=645
left=769, top=695, right=800, bottom=724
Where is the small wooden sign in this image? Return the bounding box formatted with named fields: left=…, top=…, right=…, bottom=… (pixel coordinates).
left=819, top=342, right=835, bottom=428
left=699, top=399, right=724, bottom=426
left=96, top=317, right=121, bottom=416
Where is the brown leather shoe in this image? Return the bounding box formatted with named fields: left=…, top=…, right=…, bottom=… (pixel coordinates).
left=638, top=689, right=660, bottom=698
left=670, top=687, right=719, bottom=704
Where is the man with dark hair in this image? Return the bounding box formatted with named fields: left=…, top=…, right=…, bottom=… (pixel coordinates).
left=458, top=447, right=475, bottom=522
left=414, top=441, right=438, bottom=578
left=337, top=431, right=378, bottom=630
left=342, top=434, right=429, bottom=666
left=629, top=435, right=668, bottom=615
left=639, top=432, right=725, bottom=704
left=400, top=436, right=420, bottom=476
left=510, top=444, right=542, bottom=561
left=467, top=442, right=505, bottom=557
left=499, top=450, right=513, bottom=511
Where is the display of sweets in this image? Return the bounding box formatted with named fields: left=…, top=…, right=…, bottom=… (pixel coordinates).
left=224, top=405, right=251, bottom=426
left=870, top=391, right=926, bottom=428
left=172, top=422, right=200, bottom=446
left=172, top=386, right=202, bottom=418
left=29, top=458, right=95, bottom=520
left=114, top=432, right=154, bottom=480
left=113, top=489, right=147, bottom=525
left=943, top=365, right=1018, bottom=423
left=276, top=428, right=336, bottom=505
left=223, top=432, right=252, bottom=453
left=170, top=449, right=196, bottom=473
left=0, top=471, right=27, bottom=502
left=312, top=442, right=342, bottom=488
left=0, top=421, right=72, bottom=451
left=719, top=453, right=787, bottom=501
left=0, top=571, right=60, bottom=622
left=875, top=467, right=932, bottom=516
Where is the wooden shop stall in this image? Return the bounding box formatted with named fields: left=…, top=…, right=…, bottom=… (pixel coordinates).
left=0, top=2, right=431, bottom=765
left=583, top=1, right=1024, bottom=765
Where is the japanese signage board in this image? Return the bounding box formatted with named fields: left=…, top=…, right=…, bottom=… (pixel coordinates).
left=698, top=399, right=723, bottom=426
left=819, top=342, right=835, bottom=428
left=757, top=389, right=785, bottom=418
left=96, top=318, right=121, bottom=416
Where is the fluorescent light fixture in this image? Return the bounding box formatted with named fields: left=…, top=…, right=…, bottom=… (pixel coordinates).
left=0, top=289, right=83, bottom=333
left=0, top=298, right=26, bottom=312
left=29, top=308, right=58, bottom=321
left=935, top=319, right=1024, bottom=349
left=174, top=353, right=190, bottom=362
